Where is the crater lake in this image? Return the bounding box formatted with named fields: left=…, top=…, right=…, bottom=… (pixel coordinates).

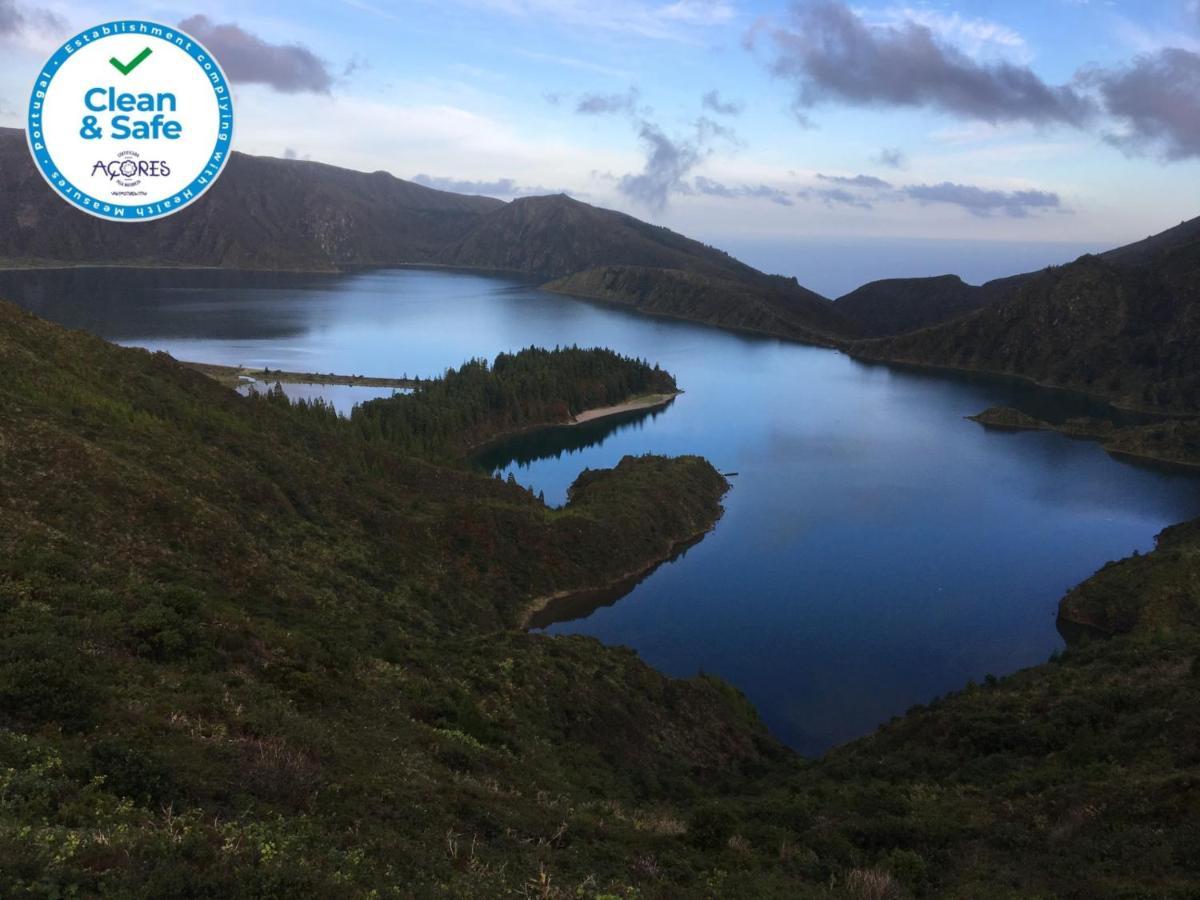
left=9, top=265, right=1200, bottom=756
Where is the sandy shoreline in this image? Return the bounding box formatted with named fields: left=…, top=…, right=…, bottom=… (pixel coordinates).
left=569, top=391, right=680, bottom=425
left=463, top=391, right=681, bottom=455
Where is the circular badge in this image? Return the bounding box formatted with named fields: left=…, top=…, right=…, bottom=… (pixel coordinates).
left=26, top=20, right=234, bottom=222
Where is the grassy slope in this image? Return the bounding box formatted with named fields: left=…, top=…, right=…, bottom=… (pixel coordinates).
left=2, top=301, right=1200, bottom=897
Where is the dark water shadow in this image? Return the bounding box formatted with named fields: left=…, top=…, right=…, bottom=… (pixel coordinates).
left=527, top=533, right=706, bottom=630
left=0, top=267, right=345, bottom=340
left=851, top=357, right=1164, bottom=427
left=471, top=400, right=675, bottom=474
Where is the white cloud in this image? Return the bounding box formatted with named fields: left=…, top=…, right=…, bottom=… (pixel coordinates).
left=864, top=6, right=1032, bottom=62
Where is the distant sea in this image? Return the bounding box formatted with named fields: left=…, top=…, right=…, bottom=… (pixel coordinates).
left=714, top=236, right=1113, bottom=299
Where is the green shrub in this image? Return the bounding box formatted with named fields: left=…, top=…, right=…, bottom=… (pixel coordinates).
left=688, top=803, right=737, bottom=851
left=87, top=738, right=177, bottom=806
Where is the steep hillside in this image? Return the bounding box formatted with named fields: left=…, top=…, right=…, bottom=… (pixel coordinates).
left=448, top=193, right=769, bottom=283
left=854, top=220, right=1200, bottom=413
left=835, top=274, right=990, bottom=336
left=808, top=540, right=1200, bottom=899
left=0, top=128, right=501, bottom=270
left=546, top=265, right=850, bottom=345
left=1101, top=214, right=1200, bottom=267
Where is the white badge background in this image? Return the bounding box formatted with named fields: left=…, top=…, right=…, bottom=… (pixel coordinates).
left=40, top=34, right=221, bottom=204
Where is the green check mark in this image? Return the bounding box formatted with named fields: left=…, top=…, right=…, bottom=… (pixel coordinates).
left=109, top=47, right=152, bottom=76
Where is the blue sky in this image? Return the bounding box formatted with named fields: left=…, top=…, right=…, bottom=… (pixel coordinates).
left=2, top=1, right=1198, bottom=291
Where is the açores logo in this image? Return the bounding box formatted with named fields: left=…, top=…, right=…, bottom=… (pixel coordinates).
left=27, top=20, right=235, bottom=221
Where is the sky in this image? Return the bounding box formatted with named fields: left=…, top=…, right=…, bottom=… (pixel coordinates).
left=2, top=0, right=1199, bottom=294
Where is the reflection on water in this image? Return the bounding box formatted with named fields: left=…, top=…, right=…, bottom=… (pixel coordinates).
left=472, top=401, right=674, bottom=489
left=0, top=267, right=331, bottom=342
left=855, top=359, right=1161, bottom=427
left=8, top=265, right=1200, bottom=756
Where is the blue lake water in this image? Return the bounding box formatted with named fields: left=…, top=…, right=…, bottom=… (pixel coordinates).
left=8, top=266, right=1200, bottom=756
left=235, top=379, right=404, bottom=414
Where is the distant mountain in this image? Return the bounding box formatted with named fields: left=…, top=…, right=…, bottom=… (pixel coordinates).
left=853, top=215, right=1200, bottom=414
left=0, top=127, right=502, bottom=270
left=825, top=232, right=1200, bottom=342
left=0, top=129, right=855, bottom=343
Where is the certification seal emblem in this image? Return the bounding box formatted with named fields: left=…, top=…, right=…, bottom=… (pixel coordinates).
left=27, top=20, right=235, bottom=221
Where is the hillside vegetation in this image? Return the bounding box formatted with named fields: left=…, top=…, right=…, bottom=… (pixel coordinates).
left=0, top=298, right=778, bottom=896
left=2, top=300, right=1200, bottom=896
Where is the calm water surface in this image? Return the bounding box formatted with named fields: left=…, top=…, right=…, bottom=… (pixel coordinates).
left=9, top=267, right=1200, bottom=756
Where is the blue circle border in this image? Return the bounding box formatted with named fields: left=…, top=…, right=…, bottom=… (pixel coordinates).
left=26, top=20, right=235, bottom=222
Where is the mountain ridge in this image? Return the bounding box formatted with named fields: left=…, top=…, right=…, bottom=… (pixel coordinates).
left=835, top=273, right=990, bottom=337
left=851, top=222, right=1200, bottom=414
left=5, top=126, right=1200, bottom=375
